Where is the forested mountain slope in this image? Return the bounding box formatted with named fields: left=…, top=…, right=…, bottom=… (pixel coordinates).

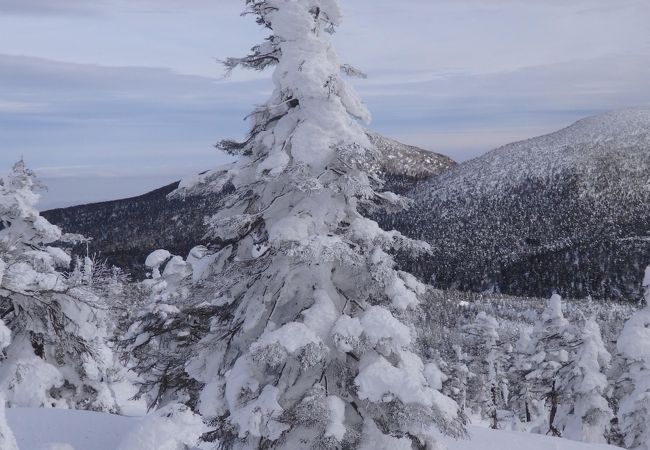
left=380, top=108, right=650, bottom=301
left=43, top=133, right=454, bottom=275
left=44, top=110, right=650, bottom=301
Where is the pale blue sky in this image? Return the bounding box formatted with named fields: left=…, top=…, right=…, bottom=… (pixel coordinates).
left=0, top=0, right=649, bottom=208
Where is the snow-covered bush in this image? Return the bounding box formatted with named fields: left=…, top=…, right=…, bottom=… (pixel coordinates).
left=0, top=160, right=128, bottom=412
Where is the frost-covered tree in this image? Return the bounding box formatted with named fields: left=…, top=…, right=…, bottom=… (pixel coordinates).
left=443, top=345, right=471, bottom=419
left=556, top=318, right=612, bottom=443
left=0, top=160, right=125, bottom=411
left=135, top=1, right=465, bottom=448
left=509, top=327, right=536, bottom=424
left=122, top=249, right=200, bottom=408
left=615, top=266, right=650, bottom=450
left=522, top=294, right=577, bottom=436
left=463, top=312, right=508, bottom=428
left=0, top=324, right=17, bottom=450
left=68, top=254, right=135, bottom=337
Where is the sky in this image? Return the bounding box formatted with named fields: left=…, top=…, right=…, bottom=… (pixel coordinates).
left=0, top=0, right=649, bottom=208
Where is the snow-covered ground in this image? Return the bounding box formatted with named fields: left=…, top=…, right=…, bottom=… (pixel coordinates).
left=6, top=408, right=622, bottom=450
left=7, top=408, right=134, bottom=450
left=444, top=426, right=621, bottom=450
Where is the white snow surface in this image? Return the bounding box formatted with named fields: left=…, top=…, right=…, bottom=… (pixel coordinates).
left=4, top=408, right=624, bottom=450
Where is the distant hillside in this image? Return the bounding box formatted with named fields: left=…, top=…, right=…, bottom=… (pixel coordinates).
left=43, top=133, right=455, bottom=276
left=42, top=181, right=222, bottom=276
left=380, top=108, right=650, bottom=301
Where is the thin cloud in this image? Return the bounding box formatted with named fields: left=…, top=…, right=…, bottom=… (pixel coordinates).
left=0, top=0, right=649, bottom=206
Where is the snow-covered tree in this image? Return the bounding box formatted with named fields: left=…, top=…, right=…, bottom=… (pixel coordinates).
left=522, top=294, right=577, bottom=436
left=132, top=1, right=465, bottom=448
left=122, top=249, right=200, bottom=408
left=555, top=317, right=612, bottom=443
left=443, top=344, right=471, bottom=419
left=0, top=323, right=17, bottom=449
left=0, top=160, right=124, bottom=411
left=463, top=312, right=508, bottom=428
left=509, top=326, right=536, bottom=424
left=615, top=266, right=650, bottom=450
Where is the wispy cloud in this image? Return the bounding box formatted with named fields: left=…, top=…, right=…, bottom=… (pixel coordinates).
left=0, top=100, right=50, bottom=113
left=0, top=0, right=649, bottom=206
left=2, top=52, right=648, bottom=180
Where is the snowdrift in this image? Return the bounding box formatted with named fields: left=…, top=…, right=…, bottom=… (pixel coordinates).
left=6, top=408, right=623, bottom=450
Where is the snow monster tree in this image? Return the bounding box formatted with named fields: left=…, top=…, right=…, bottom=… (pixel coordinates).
left=0, top=161, right=121, bottom=411
left=177, top=1, right=463, bottom=448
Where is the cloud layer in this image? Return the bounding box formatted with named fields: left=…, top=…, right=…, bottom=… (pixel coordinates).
left=0, top=0, right=649, bottom=207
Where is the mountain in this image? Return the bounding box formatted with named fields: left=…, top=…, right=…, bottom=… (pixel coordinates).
left=380, top=108, right=650, bottom=301
left=43, top=133, right=454, bottom=276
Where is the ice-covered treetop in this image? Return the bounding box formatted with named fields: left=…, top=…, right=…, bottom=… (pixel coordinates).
left=219, top=0, right=372, bottom=175
left=1, top=159, right=41, bottom=211
left=224, top=0, right=344, bottom=73
left=0, top=160, right=62, bottom=247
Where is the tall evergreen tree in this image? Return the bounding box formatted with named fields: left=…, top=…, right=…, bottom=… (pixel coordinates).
left=128, top=1, right=464, bottom=448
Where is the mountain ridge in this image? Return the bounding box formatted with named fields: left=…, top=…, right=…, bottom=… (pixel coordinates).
left=43, top=133, right=455, bottom=275
left=381, top=108, right=650, bottom=301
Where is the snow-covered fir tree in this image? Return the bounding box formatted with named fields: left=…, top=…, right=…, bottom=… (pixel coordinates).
left=615, top=266, right=650, bottom=450
left=555, top=317, right=612, bottom=443
left=127, top=1, right=465, bottom=448
left=442, top=344, right=471, bottom=420
left=0, top=323, right=17, bottom=449
left=0, top=160, right=126, bottom=411
left=463, top=312, right=508, bottom=428
left=509, top=326, right=536, bottom=424
left=122, top=249, right=200, bottom=408
left=521, top=294, right=577, bottom=436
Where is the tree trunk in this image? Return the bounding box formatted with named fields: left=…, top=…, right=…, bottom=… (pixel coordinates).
left=548, top=380, right=561, bottom=437
left=491, top=385, right=498, bottom=429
